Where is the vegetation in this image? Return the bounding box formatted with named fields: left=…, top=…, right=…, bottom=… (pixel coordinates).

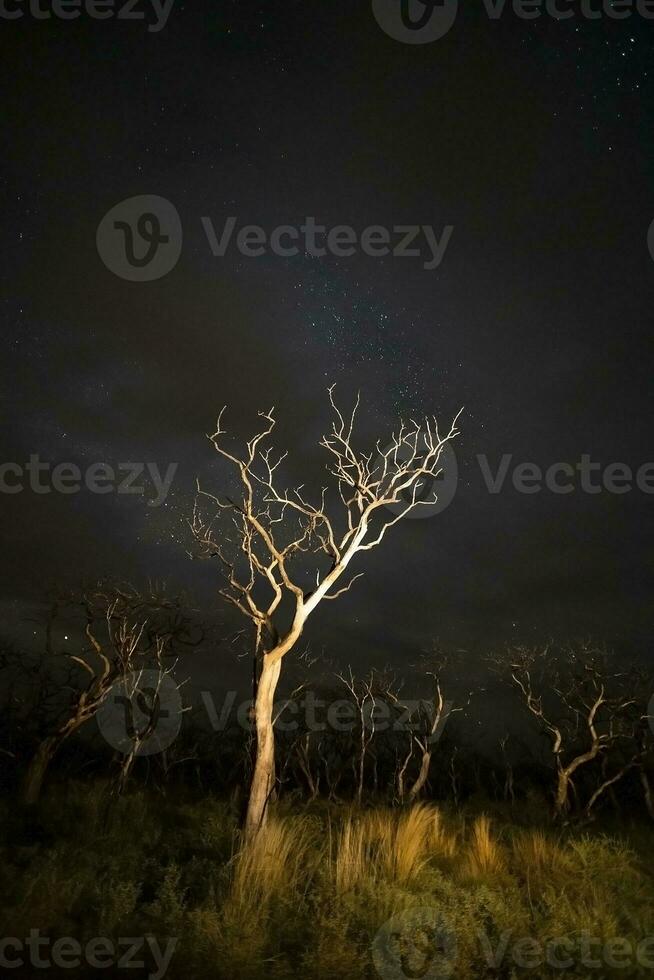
left=2, top=783, right=654, bottom=979
left=1, top=394, right=652, bottom=978
left=2, top=600, right=653, bottom=977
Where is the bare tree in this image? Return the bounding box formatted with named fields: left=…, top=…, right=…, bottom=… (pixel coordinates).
left=583, top=709, right=653, bottom=821
left=384, top=647, right=467, bottom=803
left=291, top=731, right=321, bottom=801
left=108, top=653, right=184, bottom=800
left=22, top=610, right=148, bottom=804
left=406, top=650, right=468, bottom=801
left=336, top=667, right=385, bottom=805
left=636, top=715, right=654, bottom=820
left=191, top=387, right=462, bottom=838
left=0, top=640, right=64, bottom=765
left=504, top=643, right=647, bottom=819
left=21, top=583, right=199, bottom=804
left=498, top=734, right=515, bottom=805
left=448, top=746, right=460, bottom=808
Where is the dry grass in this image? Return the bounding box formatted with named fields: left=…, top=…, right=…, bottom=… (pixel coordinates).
left=428, top=805, right=459, bottom=859
left=463, top=814, right=506, bottom=877
left=333, top=803, right=457, bottom=891
left=511, top=828, right=569, bottom=879
left=231, top=814, right=317, bottom=908
left=391, top=803, right=446, bottom=881
left=333, top=812, right=374, bottom=893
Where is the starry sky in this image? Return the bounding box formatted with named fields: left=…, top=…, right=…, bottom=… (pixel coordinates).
left=2, top=1, right=654, bottom=671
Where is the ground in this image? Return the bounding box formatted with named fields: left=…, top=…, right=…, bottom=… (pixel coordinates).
left=3, top=783, right=654, bottom=979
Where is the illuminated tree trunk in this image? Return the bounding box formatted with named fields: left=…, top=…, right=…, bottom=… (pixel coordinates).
left=408, top=750, right=432, bottom=801
left=554, top=747, right=601, bottom=818
left=554, top=768, right=571, bottom=817
left=244, top=654, right=282, bottom=840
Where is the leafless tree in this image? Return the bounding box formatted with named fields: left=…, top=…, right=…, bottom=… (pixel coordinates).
left=499, top=734, right=515, bottom=804
left=23, top=609, right=147, bottom=804
left=336, top=667, right=385, bottom=805
left=636, top=716, right=654, bottom=820
left=385, top=648, right=468, bottom=803
left=289, top=731, right=320, bottom=801
left=191, top=387, right=462, bottom=838
left=108, top=654, right=184, bottom=799
left=0, top=640, right=63, bottom=763
left=503, top=643, right=648, bottom=819
left=448, top=746, right=460, bottom=808
left=21, top=583, right=199, bottom=804
left=406, top=650, right=467, bottom=802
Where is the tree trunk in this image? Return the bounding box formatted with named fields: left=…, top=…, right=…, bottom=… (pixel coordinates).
left=554, top=769, right=570, bottom=817
left=584, top=763, right=634, bottom=820
left=22, top=711, right=87, bottom=805
left=408, top=748, right=432, bottom=801
left=640, top=769, right=654, bottom=821
left=22, top=736, right=59, bottom=805
left=554, top=746, right=602, bottom=819
left=244, top=654, right=282, bottom=840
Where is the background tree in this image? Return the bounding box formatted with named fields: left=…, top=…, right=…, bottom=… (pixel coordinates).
left=192, top=387, right=462, bottom=838
left=503, top=642, right=649, bottom=820
left=394, top=647, right=469, bottom=803
left=20, top=582, right=201, bottom=804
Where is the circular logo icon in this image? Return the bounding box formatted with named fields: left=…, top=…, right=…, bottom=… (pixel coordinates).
left=375, top=437, right=458, bottom=519
left=97, top=669, right=182, bottom=756
left=372, top=0, right=458, bottom=44
left=647, top=219, right=654, bottom=264
left=96, top=195, right=182, bottom=282
left=373, top=907, right=457, bottom=980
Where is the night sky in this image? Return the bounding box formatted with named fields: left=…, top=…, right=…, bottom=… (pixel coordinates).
left=2, top=1, right=654, bottom=671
